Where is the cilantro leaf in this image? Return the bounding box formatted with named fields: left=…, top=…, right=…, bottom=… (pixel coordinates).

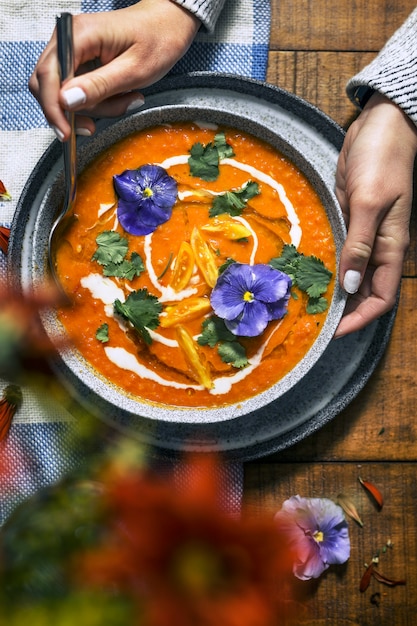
left=114, top=289, right=162, bottom=345
left=92, top=231, right=128, bottom=266
left=217, top=341, right=249, bottom=369
left=270, top=244, right=332, bottom=313
left=214, top=132, right=235, bottom=161
left=198, top=316, right=248, bottom=368
left=93, top=231, right=145, bottom=281
left=209, top=181, right=260, bottom=217
left=306, top=296, right=329, bottom=314
left=198, top=316, right=237, bottom=347
left=103, top=252, right=145, bottom=280
left=295, top=254, right=332, bottom=298
left=95, top=323, right=109, bottom=343
left=188, top=132, right=235, bottom=181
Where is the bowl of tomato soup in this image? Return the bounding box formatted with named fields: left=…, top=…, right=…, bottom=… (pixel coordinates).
left=20, top=77, right=347, bottom=454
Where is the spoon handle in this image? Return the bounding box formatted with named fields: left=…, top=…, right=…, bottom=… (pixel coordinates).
left=56, top=12, right=76, bottom=205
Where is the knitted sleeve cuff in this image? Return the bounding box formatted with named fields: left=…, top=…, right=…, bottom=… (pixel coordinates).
left=171, top=0, right=226, bottom=32
left=346, top=8, right=417, bottom=126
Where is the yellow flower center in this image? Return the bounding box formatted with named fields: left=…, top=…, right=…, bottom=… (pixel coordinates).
left=313, top=530, right=324, bottom=543
left=143, top=187, right=153, bottom=198
left=243, top=290, right=254, bottom=302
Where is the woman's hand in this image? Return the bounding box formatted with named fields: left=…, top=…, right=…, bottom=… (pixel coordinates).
left=335, top=92, right=417, bottom=337
left=29, top=0, right=200, bottom=140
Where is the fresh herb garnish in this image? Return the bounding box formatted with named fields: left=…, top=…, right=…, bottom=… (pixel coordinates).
left=93, top=231, right=128, bottom=265
left=114, top=289, right=162, bottom=345
left=209, top=181, right=260, bottom=217
left=92, top=231, right=145, bottom=280
left=198, top=316, right=248, bottom=368
left=188, top=132, right=235, bottom=181
left=95, top=323, right=109, bottom=343
left=218, top=257, right=236, bottom=275
left=269, top=244, right=332, bottom=313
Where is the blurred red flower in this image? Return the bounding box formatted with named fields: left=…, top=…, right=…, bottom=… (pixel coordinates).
left=75, top=455, right=294, bottom=626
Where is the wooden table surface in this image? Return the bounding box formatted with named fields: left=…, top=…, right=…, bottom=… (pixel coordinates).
left=243, top=2, right=417, bottom=624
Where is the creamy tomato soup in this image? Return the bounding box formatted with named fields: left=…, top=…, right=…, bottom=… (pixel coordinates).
left=55, top=122, right=336, bottom=408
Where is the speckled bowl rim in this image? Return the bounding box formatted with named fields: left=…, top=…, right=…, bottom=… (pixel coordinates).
left=23, top=105, right=345, bottom=427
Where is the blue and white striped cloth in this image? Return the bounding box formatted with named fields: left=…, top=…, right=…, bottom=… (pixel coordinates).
left=0, top=0, right=270, bottom=524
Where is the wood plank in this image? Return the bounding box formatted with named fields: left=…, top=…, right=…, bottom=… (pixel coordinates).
left=258, top=278, right=417, bottom=463
left=270, top=0, right=417, bottom=52
left=244, top=462, right=417, bottom=625
left=267, top=51, right=376, bottom=128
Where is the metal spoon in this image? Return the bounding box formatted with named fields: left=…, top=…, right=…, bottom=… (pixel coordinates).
left=48, top=12, right=77, bottom=286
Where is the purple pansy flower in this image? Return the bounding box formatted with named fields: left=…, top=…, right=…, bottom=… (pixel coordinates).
left=210, top=262, right=291, bottom=337
left=274, top=495, right=350, bottom=580
left=114, top=164, right=178, bottom=236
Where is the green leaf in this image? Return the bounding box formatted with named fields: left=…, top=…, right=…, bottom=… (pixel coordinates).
left=103, top=252, right=145, bottom=280
left=95, top=323, right=109, bottom=343
left=93, top=231, right=145, bottom=281
left=209, top=180, right=260, bottom=217
left=217, top=341, right=249, bottom=368
left=92, top=231, right=128, bottom=266
left=295, top=254, right=332, bottom=298
left=269, top=244, right=332, bottom=313
left=306, top=296, right=329, bottom=314
left=198, top=316, right=237, bottom=347
left=188, top=132, right=234, bottom=181
left=198, top=316, right=248, bottom=368
left=114, top=289, right=162, bottom=345
left=213, top=131, right=235, bottom=161
left=218, top=257, right=236, bottom=275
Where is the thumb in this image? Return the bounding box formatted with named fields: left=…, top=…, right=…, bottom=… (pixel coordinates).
left=339, top=209, right=376, bottom=294
left=60, top=57, right=147, bottom=114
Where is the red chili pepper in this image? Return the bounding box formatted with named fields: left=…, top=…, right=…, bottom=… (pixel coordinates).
left=359, top=477, right=384, bottom=509
left=0, top=180, right=11, bottom=201
left=0, top=385, right=22, bottom=441
left=372, top=569, right=406, bottom=587
left=360, top=562, right=374, bottom=592
left=0, top=226, right=10, bottom=254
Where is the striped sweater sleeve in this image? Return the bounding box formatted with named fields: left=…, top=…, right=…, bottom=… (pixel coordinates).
left=172, top=0, right=227, bottom=32
left=346, top=7, right=417, bottom=126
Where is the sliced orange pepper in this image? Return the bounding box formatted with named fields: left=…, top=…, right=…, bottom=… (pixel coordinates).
left=176, top=324, right=213, bottom=389
left=160, top=297, right=212, bottom=328
left=201, top=215, right=252, bottom=240
left=190, top=227, right=218, bottom=288
left=169, top=241, right=195, bottom=292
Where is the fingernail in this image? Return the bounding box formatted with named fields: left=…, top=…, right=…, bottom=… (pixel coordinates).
left=125, top=95, right=145, bottom=114
left=62, top=86, right=87, bottom=108
left=51, top=125, right=65, bottom=142
left=343, top=269, right=361, bottom=294
left=76, top=127, right=93, bottom=137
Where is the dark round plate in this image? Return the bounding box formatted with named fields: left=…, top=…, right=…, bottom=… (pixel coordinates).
left=8, top=73, right=396, bottom=461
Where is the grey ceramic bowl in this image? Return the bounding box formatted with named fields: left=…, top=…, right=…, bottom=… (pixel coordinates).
left=9, top=74, right=352, bottom=458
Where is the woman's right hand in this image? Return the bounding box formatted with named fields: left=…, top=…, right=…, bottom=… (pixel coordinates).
left=29, top=0, right=200, bottom=140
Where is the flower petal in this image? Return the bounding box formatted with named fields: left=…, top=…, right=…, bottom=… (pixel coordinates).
left=225, top=300, right=270, bottom=337
left=114, top=165, right=177, bottom=235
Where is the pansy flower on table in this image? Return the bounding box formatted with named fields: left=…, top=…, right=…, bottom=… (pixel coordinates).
left=274, top=495, right=350, bottom=580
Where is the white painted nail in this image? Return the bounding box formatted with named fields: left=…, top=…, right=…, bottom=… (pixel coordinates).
left=62, top=86, right=87, bottom=108
left=125, top=95, right=146, bottom=113
left=343, top=269, right=361, bottom=294
left=51, top=125, right=65, bottom=142
left=76, top=127, right=93, bottom=137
